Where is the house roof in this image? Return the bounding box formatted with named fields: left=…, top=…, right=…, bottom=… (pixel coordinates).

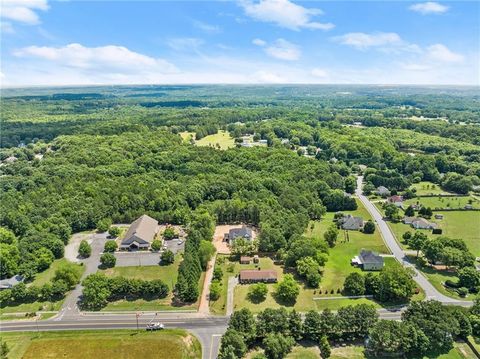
left=341, top=215, right=364, bottom=230
left=359, top=250, right=384, bottom=265
left=121, top=214, right=158, bottom=245
left=0, top=275, right=23, bottom=289
left=376, top=186, right=389, bottom=193
left=412, top=217, right=437, bottom=228
left=229, top=226, right=252, bottom=240
left=240, top=256, right=252, bottom=262
left=389, top=195, right=403, bottom=202
left=239, top=269, right=277, bottom=281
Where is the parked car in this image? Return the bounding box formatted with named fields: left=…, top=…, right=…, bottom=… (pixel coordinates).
left=146, top=322, right=164, bottom=331
left=177, top=240, right=184, bottom=245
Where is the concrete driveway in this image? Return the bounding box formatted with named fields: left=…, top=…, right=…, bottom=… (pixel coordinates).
left=114, top=252, right=161, bottom=267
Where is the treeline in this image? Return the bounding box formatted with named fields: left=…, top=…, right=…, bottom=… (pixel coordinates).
left=219, top=299, right=478, bottom=359
left=1, top=130, right=352, bottom=282
left=81, top=274, right=169, bottom=310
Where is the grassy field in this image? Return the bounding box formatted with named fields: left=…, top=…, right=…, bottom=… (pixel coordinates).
left=101, top=255, right=182, bottom=290
left=386, top=211, right=480, bottom=256
left=101, top=255, right=203, bottom=312
left=179, top=131, right=195, bottom=142
left=1, top=329, right=201, bottom=359
left=410, top=181, right=452, bottom=195
left=31, top=258, right=85, bottom=287
left=195, top=130, right=235, bottom=150
left=404, top=196, right=480, bottom=210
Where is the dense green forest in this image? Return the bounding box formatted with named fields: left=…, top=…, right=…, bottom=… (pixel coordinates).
left=0, top=85, right=479, bottom=297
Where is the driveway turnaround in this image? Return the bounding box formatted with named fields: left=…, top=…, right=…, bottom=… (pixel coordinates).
left=355, top=175, right=472, bottom=306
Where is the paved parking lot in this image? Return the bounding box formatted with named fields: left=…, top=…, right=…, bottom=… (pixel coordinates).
left=114, top=238, right=185, bottom=267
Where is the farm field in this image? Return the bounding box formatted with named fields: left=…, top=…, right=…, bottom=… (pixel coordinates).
left=404, top=196, right=480, bottom=210
left=100, top=255, right=203, bottom=312
left=409, top=181, right=454, bottom=196
left=1, top=329, right=201, bottom=359
left=195, top=130, right=235, bottom=149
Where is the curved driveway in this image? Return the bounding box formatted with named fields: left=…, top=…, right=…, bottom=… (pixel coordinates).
left=356, top=176, right=471, bottom=306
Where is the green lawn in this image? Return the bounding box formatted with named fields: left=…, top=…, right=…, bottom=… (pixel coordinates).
left=410, top=181, right=453, bottom=195
left=286, top=346, right=321, bottom=359
left=386, top=211, right=480, bottom=257
left=404, top=196, right=480, bottom=210
left=100, top=255, right=204, bottom=312
left=1, top=329, right=201, bottom=359
left=101, top=255, right=182, bottom=290
left=305, top=199, right=389, bottom=290
left=329, top=343, right=476, bottom=359
left=195, top=130, right=235, bottom=150
left=30, top=258, right=85, bottom=287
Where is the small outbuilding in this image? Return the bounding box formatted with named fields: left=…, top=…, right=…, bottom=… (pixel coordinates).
left=240, top=256, right=253, bottom=264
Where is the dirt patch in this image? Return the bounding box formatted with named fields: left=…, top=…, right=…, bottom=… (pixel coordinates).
left=213, top=225, right=257, bottom=254
left=64, top=232, right=93, bottom=263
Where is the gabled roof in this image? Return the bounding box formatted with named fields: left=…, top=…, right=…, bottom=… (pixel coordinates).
left=388, top=195, right=403, bottom=203
left=121, top=214, right=158, bottom=245
left=239, top=269, right=277, bottom=281
left=359, top=250, right=384, bottom=265
left=340, top=215, right=364, bottom=230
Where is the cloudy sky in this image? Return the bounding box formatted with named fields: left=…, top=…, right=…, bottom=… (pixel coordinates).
left=1, top=0, right=478, bottom=86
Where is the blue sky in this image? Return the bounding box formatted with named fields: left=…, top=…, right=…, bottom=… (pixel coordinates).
left=1, top=0, right=478, bottom=86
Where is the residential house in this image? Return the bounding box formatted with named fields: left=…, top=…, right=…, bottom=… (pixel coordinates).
left=239, top=269, right=277, bottom=284
left=411, top=217, right=437, bottom=230
left=0, top=275, right=23, bottom=290
left=403, top=216, right=416, bottom=225
left=224, top=225, right=253, bottom=243
left=351, top=250, right=384, bottom=271
left=339, top=214, right=364, bottom=231
left=120, top=214, right=159, bottom=250
left=375, top=186, right=391, bottom=197
left=434, top=214, right=444, bottom=220
left=388, top=195, right=404, bottom=208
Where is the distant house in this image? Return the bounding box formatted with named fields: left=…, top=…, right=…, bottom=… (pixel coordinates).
left=0, top=275, right=23, bottom=290
left=224, top=225, right=253, bottom=243
left=120, top=214, right=159, bottom=250
left=388, top=195, right=404, bottom=207
left=411, top=217, right=437, bottom=230
left=240, top=256, right=252, bottom=264
left=351, top=250, right=384, bottom=271
left=375, top=186, right=390, bottom=197
left=339, top=214, right=364, bottom=231
left=434, top=214, right=444, bottom=220
left=403, top=216, right=416, bottom=225
left=239, top=269, right=277, bottom=284
left=465, top=204, right=473, bottom=210
left=4, top=156, right=17, bottom=164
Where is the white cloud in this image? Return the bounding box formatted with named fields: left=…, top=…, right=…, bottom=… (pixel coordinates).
left=252, top=38, right=266, bottom=46
left=167, top=38, right=204, bottom=51
left=193, top=20, right=221, bottom=34
left=14, top=43, right=178, bottom=73
left=0, top=21, right=15, bottom=33
left=409, top=2, right=448, bottom=14
left=426, top=44, right=464, bottom=63
left=239, top=0, right=334, bottom=30
left=1, top=0, right=49, bottom=25
left=333, top=32, right=403, bottom=50
left=262, top=38, right=301, bottom=61
left=311, top=68, right=328, bottom=78
left=252, top=70, right=284, bottom=83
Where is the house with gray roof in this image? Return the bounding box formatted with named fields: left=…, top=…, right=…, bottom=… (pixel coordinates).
left=375, top=186, right=390, bottom=197
left=339, top=214, right=364, bottom=231
left=351, top=250, right=384, bottom=271
left=411, top=217, right=437, bottom=230
left=0, top=275, right=23, bottom=290
left=224, top=225, right=253, bottom=243
left=120, top=214, right=159, bottom=250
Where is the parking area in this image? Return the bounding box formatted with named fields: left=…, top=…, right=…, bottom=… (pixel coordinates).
left=114, top=252, right=161, bottom=267
left=163, top=238, right=185, bottom=254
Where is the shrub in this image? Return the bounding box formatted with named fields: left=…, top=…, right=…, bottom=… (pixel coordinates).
left=163, top=227, right=177, bottom=240
left=457, top=287, right=468, bottom=297
left=78, top=240, right=91, bottom=258
left=209, top=281, right=221, bottom=301
left=103, top=240, right=117, bottom=253
left=161, top=249, right=174, bottom=265
left=108, top=226, right=121, bottom=238
left=248, top=283, right=268, bottom=303
left=97, top=218, right=112, bottom=232
left=432, top=228, right=443, bottom=235
left=151, top=240, right=162, bottom=252
left=363, top=220, right=375, bottom=234
left=100, top=253, right=116, bottom=268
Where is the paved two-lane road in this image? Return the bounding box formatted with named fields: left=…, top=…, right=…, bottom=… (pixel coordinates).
left=355, top=175, right=472, bottom=306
